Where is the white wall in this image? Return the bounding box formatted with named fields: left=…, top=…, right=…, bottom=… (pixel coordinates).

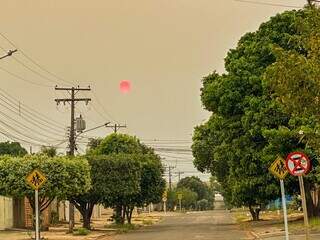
left=0, top=196, right=13, bottom=229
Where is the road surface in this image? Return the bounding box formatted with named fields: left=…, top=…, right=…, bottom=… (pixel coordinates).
left=115, top=210, right=250, bottom=240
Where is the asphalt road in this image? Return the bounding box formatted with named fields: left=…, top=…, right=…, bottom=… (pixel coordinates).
left=115, top=210, right=249, bottom=240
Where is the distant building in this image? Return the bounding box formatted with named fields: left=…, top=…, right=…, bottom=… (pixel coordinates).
left=214, top=194, right=225, bottom=210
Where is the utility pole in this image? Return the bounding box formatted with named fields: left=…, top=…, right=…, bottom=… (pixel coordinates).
left=175, top=171, right=184, bottom=182
left=54, top=86, right=91, bottom=232
left=166, top=166, right=175, bottom=190
left=106, top=123, right=126, bottom=133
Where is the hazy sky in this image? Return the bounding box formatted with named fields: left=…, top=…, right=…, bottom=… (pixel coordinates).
left=0, top=0, right=306, bottom=181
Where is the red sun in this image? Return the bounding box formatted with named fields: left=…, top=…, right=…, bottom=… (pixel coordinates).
left=120, top=80, right=131, bottom=93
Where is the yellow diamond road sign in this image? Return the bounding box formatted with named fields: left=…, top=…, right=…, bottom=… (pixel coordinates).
left=26, top=170, right=47, bottom=190
left=269, top=156, right=288, bottom=179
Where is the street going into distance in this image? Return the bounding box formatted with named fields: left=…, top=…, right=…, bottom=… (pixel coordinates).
left=115, top=210, right=248, bottom=240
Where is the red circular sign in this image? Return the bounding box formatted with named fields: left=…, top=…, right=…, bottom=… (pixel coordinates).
left=285, top=152, right=311, bottom=176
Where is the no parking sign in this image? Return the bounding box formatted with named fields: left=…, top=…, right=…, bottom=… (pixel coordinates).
left=285, top=152, right=311, bottom=176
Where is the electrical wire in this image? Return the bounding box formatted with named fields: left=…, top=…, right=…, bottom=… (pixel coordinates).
left=0, top=32, right=75, bottom=86
left=0, top=88, right=63, bottom=128
left=0, top=65, right=52, bottom=87
left=233, top=0, right=302, bottom=8
left=0, top=95, right=66, bottom=137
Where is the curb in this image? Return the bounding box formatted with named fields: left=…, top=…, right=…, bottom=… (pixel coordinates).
left=249, top=231, right=262, bottom=239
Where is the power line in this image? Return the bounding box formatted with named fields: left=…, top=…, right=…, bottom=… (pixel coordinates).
left=0, top=106, right=62, bottom=141
left=0, top=88, right=64, bottom=129
left=0, top=65, right=51, bottom=87
left=0, top=118, right=51, bottom=145
left=0, top=128, right=48, bottom=147
left=91, top=91, right=118, bottom=123
left=153, top=147, right=192, bottom=153
left=158, top=153, right=194, bottom=160
left=233, top=0, right=302, bottom=8
left=0, top=31, right=75, bottom=86
left=0, top=95, right=65, bottom=137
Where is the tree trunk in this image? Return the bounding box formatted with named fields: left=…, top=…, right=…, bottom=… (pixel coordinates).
left=72, top=201, right=96, bottom=230
left=121, top=205, right=126, bottom=224
left=125, top=207, right=134, bottom=224
left=305, top=181, right=320, bottom=218
left=249, top=205, right=260, bottom=221
left=114, top=205, right=125, bottom=224
left=82, top=211, right=91, bottom=230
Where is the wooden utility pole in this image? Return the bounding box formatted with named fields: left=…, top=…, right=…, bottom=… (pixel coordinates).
left=165, top=166, right=175, bottom=190
left=54, top=86, right=91, bottom=232
left=175, top=171, right=184, bottom=182
left=106, top=123, right=126, bottom=133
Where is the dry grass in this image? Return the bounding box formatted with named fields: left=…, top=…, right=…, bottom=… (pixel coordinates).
left=233, top=209, right=320, bottom=237
left=0, top=210, right=168, bottom=240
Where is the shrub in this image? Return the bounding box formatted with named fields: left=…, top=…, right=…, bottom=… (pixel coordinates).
left=73, top=227, right=90, bottom=236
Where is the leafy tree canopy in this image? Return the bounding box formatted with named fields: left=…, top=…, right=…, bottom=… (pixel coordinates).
left=0, top=155, right=90, bottom=213
left=177, top=176, right=209, bottom=200
left=193, top=6, right=320, bottom=219
left=0, top=141, right=28, bottom=156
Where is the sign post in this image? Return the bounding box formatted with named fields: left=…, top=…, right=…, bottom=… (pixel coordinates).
left=178, top=193, right=183, bottom=212
left=35, top=189, right=40, bottom=240
left=162, top=191, right=167, bottom=214
left=285, top=152, right=311, bottom=240
left=298, top=175, right=310, bottom=240
left=280, top=179, right=289, bottom=240
left=269, top=156, right=289, bottom=240
left=26, top=170, right=47, bottom=240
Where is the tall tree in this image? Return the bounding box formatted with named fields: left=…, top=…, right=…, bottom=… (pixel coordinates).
left=70, top=154, right=142, bottom=229
left=0, top=141, right=27, bottom=156
left=192, top=7, right=320, bottom=220
left=177, top=176, right=209, bottom=200
left=80, top=133, right=165, bottom=226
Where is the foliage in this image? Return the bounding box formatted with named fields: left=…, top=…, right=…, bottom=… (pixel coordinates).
left=0, top=155, right=90, bottom=213
left=192, top=7, right=320, bottom=220
left=81, top=134, right=165, bottom=224
left=71, top=153, right=141, bottom=229
left=40, top=146, right=57, bottom=157
left=177, top=176, right=209, bottom=200
left=197, top=199, right=209, bottom=211
left=176, top=187, right=198, bottom=210
left=0, top=141, right=27, bottom=156
left=92, top=133, right=144, bottom=155
left=73, top=227, right=90, bottom=236
left=86, top=138, right=103, bottom=153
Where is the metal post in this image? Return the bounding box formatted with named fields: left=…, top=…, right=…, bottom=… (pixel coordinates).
left=164, top=201, right=166, bottom=214
left=35, top=189, right=40, bottom=240
left=280, top=179, right=289, bottom=240
left=179, top=198, right=182, bottom=212
left=298, top=176, right=310, bottom=240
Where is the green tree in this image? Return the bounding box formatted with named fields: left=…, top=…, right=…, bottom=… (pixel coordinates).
left=125, top=154, right=166, bottom=223
left=93, top=133, right=143, bottom=155
left=197, top=199, right=209, bottom=211
left=176, top=188, right=198, bottom=210
left=86, top=138, right=103, bottom=153
left=85, top=133, right=165, bottom=225
left=192, top=7, right=320, bottom=220
left=40, top=146, right=57, bottom=157
left=70, top=154, right=142, bottom=229
left=177, top=176, right=209, bottom=200
left=0, top=141, right=27, bottom=156
left=0, top=155, right=90, bottom=213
